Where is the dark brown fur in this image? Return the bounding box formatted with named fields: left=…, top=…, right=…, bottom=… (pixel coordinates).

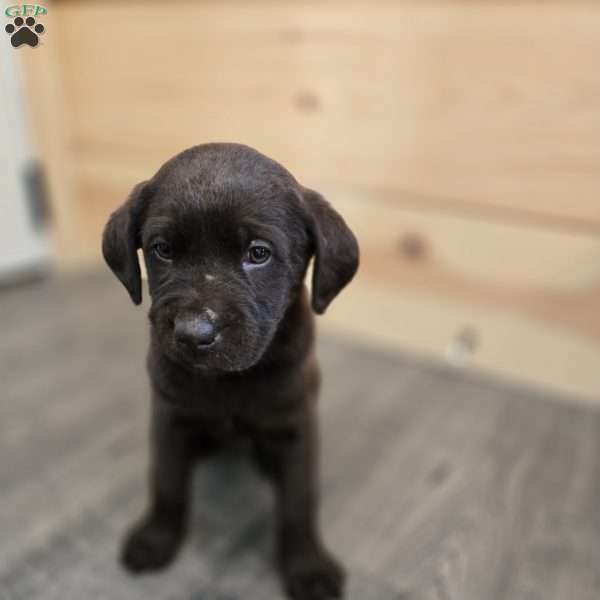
left=102, top=143, right=359, bottom=599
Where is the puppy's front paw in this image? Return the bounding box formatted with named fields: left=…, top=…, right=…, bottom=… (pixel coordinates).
left=120, top=516, right=183, bottom=574
left=281, top=547, right=345, bottom=600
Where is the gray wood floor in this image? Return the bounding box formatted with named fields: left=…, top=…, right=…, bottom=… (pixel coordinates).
left=1, top=270, right=600, bottom=600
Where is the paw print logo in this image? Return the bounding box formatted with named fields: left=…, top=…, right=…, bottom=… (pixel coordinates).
left=5, top=16, right=45, bottom=48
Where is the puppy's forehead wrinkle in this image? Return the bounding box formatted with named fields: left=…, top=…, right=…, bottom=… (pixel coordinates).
left=185, top=177, right=194, bottom=199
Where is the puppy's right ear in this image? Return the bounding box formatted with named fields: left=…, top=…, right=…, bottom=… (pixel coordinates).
left=102, top=181, right=148, bottom=305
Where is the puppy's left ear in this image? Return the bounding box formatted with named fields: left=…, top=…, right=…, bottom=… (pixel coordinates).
left=302, top=188, right=359, bottom=314
left=102, top=181, right=148, bottom=305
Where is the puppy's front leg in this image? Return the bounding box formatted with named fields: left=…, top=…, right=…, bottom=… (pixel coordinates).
left=121, top=399, right=194, bottom=573
left=254, top=407, right=345, bottom=600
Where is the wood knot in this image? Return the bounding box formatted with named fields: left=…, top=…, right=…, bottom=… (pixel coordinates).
left=294, top=91, right=320, bottom=113
left=399, top=232, right=427, bottom=260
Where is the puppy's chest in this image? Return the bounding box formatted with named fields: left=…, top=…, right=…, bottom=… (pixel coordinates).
left=170, top=376, right=303, bottom=426
left=165, top=417, right=295, bottom=465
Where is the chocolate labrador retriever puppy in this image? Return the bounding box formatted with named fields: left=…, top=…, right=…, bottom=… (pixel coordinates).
left=102, top=143, right=359, bottom=599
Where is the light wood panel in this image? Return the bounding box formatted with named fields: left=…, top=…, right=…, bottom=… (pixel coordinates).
left=321, top=190, right=600, bottom=403
left=37, top=0, right=600, bottom=231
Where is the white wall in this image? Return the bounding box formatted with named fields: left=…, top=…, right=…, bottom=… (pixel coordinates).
left=0, top=39, right=48, bottom=279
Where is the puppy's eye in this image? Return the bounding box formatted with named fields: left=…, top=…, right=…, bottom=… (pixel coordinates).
left=152, top=240, right=173, bottom=261
left=246, top=241, right=271, bottom=265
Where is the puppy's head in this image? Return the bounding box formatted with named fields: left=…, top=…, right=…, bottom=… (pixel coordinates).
left=103, top=144, right=358, bottom=374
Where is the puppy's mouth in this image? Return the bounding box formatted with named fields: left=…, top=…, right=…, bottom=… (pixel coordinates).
left=169, top=328, right=259, bottom=374
left=173, top=331, right=226, bottom=365
left=186, top=332, right=222, bottom=351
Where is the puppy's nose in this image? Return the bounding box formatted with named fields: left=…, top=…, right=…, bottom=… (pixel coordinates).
left=174, top=313, right=218, bottom=349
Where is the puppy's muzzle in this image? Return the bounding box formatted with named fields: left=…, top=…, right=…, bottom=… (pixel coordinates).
left=174, top=311, right=219, bottom=350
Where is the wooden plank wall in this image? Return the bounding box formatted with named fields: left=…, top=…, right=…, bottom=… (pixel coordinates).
left=19, top=1, right=600, bottom=401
